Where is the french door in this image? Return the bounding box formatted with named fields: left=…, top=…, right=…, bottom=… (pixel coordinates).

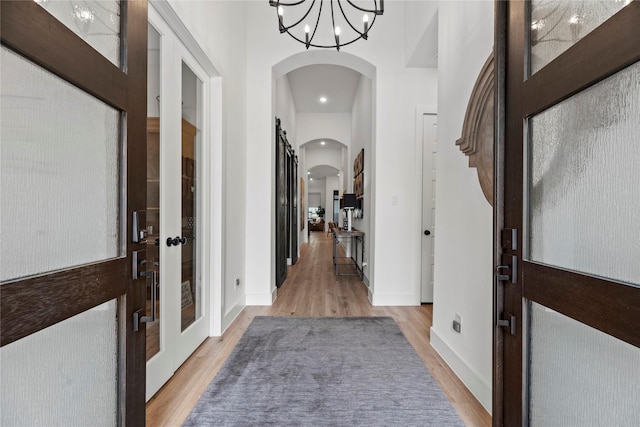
left=145, top=7, right=210, bottom=400
left=1, top=1, right=147, bottom=424
left=495, top=1, right=640, bottom=425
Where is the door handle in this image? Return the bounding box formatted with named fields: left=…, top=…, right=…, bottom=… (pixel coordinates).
left=424, top=230, right=431, bottom=236
left=167, top=236, right=187, bottom=246
left=133, top=269, right=157, bottom=332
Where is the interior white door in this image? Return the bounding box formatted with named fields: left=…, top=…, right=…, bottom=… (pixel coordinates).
left=145, top=8, right=210, bottom=401
left=421, top=114, right=437, bottom=303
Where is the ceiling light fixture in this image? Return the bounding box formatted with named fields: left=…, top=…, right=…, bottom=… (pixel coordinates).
left=320, top=141, right=326, bottom=145
left=319, top=96, right=327, bottom=103
left=269, top=0, right=384, bottom=51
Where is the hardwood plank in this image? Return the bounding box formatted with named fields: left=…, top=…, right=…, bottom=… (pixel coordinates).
left=146, top=232, right=491, bottom=426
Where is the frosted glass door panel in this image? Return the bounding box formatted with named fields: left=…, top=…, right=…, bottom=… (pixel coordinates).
left=528, top=61, right=640, bottom=286
left=528, top=301, right=640, bottom=426
left=34, top=0, right=121, bottom=67
left=0, top=299, right=118, bottom=426
left=0, top=47, right=121, bottom=282
left=180, top=62, right=202, bottom=332
left=530, top=0, right=630, bottom=75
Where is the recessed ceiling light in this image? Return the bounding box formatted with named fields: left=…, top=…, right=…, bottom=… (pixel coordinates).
left=319, top=96, right=327, bottom=103
left=310, top=178, right=313, bottom=181
left=337, top=173, right=340, bottom=176
left=307, top=171, right=310, bottom=175
left=320, top=141, right=326, bottom=145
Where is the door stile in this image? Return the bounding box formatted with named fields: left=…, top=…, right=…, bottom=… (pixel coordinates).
left=492, top=1, right=507, bottom=425
left=124, top=1, right=149, bottom=424
left=496, top=0, right=526, bottom=425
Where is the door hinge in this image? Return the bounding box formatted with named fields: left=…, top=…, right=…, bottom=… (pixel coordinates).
left=497, top=312, right=516, bottom=335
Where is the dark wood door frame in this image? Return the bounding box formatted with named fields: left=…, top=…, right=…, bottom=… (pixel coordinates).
left=494, top=1, right=640, bottom=425
left=0, top=1, right=148, bottom=424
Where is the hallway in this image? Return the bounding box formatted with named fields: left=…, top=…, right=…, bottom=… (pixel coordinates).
left=146, top=232, right=491, bottom=426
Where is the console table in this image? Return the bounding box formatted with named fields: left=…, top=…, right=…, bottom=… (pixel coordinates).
left=332, top=228, right=365, bottom=279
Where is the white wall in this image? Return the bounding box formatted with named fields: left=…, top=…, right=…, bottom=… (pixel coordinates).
left=351, top=75, right=373, bottom=284
left=166, top=0, right=248, bottom=329
left=275, top=75, right=297, bottom=143
left=431, top=0, right=494, bottom=413
left=296, top=113, right=351, bottom=148
left=304, top=145, right=343, bottom=171
left=404, top=1, right=438, bottom=66
left=245, top=1, right=437, bottom=305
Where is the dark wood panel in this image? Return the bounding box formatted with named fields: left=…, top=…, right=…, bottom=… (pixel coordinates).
left=1, top=0, right=127, bottom=111
left=123, top=1, right=149, bottom=425
left=523, top=2, right=640, bottom=117
left=1, top=259, right=127, bottom=347
left=523, top=261, right=640, bottom=348
left=492, top=1, right=507, bottom=424
left=499, top=1, right=526, bottom=425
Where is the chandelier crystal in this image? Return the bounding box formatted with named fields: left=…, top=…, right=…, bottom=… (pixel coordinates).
left=269, top=0, right=384, bottom=51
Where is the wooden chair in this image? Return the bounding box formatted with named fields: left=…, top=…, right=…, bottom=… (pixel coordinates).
left=327, top=222, right=336, bottom=235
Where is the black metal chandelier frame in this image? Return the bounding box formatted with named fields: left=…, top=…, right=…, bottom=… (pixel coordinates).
left=269, top=0, right=384, bottom=51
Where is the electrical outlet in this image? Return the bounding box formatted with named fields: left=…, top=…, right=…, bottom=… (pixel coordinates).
left=453, top=313, right=462, bottom=333
left=234, top=278, right=240, bottom=288
left=452, top=320, right=461, bottom=333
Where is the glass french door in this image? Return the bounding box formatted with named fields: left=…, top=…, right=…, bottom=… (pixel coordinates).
left=145, top=7, right=210, bottom=401
left=1, top=1, right=147, bottom=425
left=496, top=1, right=640, bottom=425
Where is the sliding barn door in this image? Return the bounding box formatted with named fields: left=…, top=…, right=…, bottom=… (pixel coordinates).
left=495, top=1, right=640, bottom=425
left=275, top=118, right=288, bottom=287
left=291, top=154, right=299, bottom=265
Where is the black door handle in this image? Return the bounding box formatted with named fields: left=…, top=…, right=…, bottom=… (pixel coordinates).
left=166, top=237, right=180, bottom=247
left=424, top=230, right=431, bottom=236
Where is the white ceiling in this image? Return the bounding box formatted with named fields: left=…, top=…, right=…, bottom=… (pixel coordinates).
left=286, top=64, right=363, bottom=113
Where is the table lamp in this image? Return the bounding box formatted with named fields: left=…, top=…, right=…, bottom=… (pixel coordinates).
left=342, top=193, right=357, bottom=232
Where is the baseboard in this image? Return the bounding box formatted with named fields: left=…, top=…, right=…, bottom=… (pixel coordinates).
left=371, top=293, right=420, bottom=306
left=245, top=291, right=274, bottom=306
left=221, top=301, right=245, bottom=333
left=430, top=327, right=492, bottom=414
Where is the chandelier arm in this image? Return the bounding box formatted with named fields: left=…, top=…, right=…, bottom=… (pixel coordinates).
left=308, top=0, right=323, bottom=44
left=330, top=0, right=339, bottom=49
left=337, top=0, right=365, bottom=38
left=278, top=0, right=318, bottom=32
left=345, top=0, right=384, bottom=15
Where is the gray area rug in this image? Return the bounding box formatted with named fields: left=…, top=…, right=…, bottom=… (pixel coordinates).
left=183, top=316, right=464, bottom=426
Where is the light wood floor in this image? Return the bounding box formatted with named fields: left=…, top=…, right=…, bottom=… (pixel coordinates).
left=146, top=232, right=492, bottom=426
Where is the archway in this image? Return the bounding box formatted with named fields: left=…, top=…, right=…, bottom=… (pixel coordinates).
left=272, top=51, right=377, bottom=297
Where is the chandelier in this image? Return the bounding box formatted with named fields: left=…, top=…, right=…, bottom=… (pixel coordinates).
left=269, top=0, right=384, bottom=51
